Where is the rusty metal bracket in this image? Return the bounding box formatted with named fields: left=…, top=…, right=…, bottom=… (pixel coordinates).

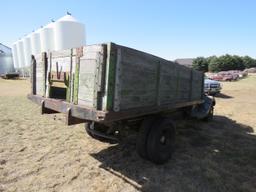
left=66, top=108, right=86, bottom=126
left=41, top=100, right=58, bottom=114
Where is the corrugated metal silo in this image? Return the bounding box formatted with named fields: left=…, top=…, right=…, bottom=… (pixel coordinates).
left=0, top=43, right=14, bottom=75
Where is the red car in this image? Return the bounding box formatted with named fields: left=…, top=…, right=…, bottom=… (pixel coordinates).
left=222, top=74, right=233, bottom=81
left=210, top=74, right=223, bottom=81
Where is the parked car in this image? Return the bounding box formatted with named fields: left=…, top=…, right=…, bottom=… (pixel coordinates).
left=204, top=79, right=221, bottom=95
left=222, top=73, right=234, bottom=81
left=210, top=74, right=223, bottom=81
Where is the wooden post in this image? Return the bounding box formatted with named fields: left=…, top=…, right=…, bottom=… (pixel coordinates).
left=31, top=55, right=36, bottom=95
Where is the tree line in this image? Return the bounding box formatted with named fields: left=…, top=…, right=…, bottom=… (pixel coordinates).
left=192, top=55, right=256, bottom=72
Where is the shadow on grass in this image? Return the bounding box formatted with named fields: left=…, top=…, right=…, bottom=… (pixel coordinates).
left=90, top=115, right=256, bottom=192
left=215, top=93, right=233, bottom=99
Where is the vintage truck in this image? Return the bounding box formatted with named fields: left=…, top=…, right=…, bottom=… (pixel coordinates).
left=28, top=43, right=215, bottom=164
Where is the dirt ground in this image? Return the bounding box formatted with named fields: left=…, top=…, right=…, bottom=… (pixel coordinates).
left=0, top=75, right=256, bottom=192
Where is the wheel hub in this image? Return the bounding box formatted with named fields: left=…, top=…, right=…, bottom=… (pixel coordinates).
left=160, top=135, right=166, bottom=145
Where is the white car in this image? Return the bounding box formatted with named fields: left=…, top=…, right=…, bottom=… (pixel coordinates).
left=204, top=79, right=221, bottom=95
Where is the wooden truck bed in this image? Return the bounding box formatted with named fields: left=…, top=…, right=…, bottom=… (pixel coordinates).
left=28, top=42, right=204, bottom=125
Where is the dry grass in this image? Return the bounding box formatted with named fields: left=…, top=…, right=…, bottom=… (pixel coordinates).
left=0, top=76, right=256, bottom=192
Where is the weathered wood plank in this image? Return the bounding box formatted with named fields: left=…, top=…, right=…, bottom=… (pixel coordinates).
left=78, top=44, right=105, bottom=108
left=34, top=53, right=45, bottom=96
left=112, top=44, right=203, bottom=111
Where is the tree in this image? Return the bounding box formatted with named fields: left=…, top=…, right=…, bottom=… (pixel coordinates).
left=218, top=54, right=237, bottom=71
left=193, top=54, right=254, bottom=72
left=242, top=56, right=256, bottom=68
left=208, top=57, right=222, bottom=72
left=208, top=55, right=245, bottom=72
left=232, top=55, right=245, bottom=70
left=207, top=55, right=217, bottom=64
left=192, top=57, right=208, bottom=72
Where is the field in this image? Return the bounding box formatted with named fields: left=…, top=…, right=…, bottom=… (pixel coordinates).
left=0, top=76, right=256, bottom=192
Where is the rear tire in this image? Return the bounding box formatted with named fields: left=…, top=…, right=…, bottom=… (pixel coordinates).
left=146, top=118, right=176, bottom=164
left=136, top=117, right=156, bottom=160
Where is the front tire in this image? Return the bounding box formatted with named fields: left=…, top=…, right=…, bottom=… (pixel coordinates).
left=85, top=122, right=117, bottom=143
left=203, top=106, right=214, bottom=121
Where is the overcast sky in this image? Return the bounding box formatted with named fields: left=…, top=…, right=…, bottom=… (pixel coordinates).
left=1, top=0, right=255, bottom=60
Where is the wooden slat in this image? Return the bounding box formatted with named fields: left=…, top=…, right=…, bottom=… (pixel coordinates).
left=78, top=44, right=105, bottom=108
left=112, top=44, right=203, bottom=111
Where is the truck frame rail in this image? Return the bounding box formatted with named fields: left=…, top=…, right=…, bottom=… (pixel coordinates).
left=28, top=94, right=203, bottom=125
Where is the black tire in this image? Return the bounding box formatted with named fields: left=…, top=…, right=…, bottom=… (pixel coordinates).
left=136, top=117, right=156, bottom=160
left=85, top=122, right=114, bottom=142
left=211, top=92, right=217, bottom=96
left=85, top=122, right=94, bottom=137
left=182, top=106, right=192, bottom=119
left=146, top=118, right=176, bottom=164
left=203, top=106, right=214, bottom=121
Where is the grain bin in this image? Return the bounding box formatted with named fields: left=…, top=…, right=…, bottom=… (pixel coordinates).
left=17, top=40, right=25, bottom=68
left=23, top=35, right=32, bottom=67
left=54, top=15, right=85, bottom=51
left=12, top=43, right=19, bottom=69
left=40, top=21, right=55, bottom=52
left=31, top=29, right=42, bottom=55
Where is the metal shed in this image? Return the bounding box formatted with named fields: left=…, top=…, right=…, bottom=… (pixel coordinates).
left=0, top=43, right=14, bottom=75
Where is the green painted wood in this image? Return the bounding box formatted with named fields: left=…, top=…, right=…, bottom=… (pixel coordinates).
left=42, top=52, right=47, bottom=97
left=66, top=73, right=70, bottom=101
left=31, top=55, right=36, bottom=94
left=73, top=56, right=80, bottom=104
left=106, top=43, right=117, bottom=110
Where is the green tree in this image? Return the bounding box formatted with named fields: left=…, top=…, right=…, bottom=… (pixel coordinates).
left=209, top=55, right=245, bottom=72
left=207, top=56, right=217, bottom=64
left=242, top=56, right=256, bottom=68
left=208, top=56, right=222, bottom=72
left=192, top=57, right=208, bottom=72
left=218, top=54, right=236, bottom=71
left=232, top=55, right=245, bottom=70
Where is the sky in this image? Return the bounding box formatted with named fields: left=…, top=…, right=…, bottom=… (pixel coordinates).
left=1, top=0, right=255, bottom=60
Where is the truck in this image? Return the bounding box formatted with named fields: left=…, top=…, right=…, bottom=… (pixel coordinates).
left=28, top=42, right=215, bottom=164
left=204, top=79, right=222, bottom=95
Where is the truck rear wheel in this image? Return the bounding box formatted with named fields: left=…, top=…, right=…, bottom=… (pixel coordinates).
left=136, top=117, right=156, bottom=159
left=136, top=117, right=176, bottom=164
left=146, top=118, right=176, bottom=164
